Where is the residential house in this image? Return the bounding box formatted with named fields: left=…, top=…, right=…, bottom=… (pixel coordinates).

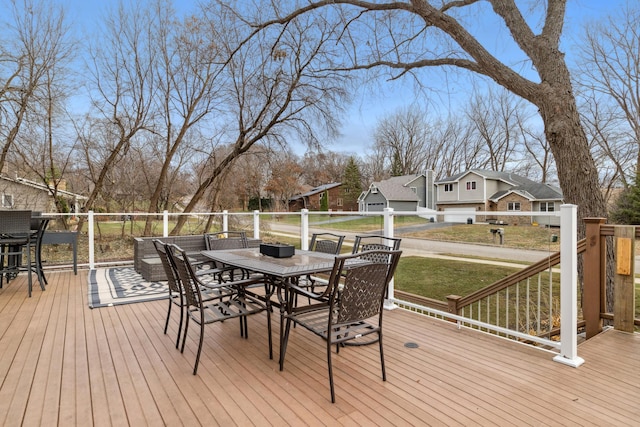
left=288, top=182, right=357, bottom=211
left=0, top=175, right=87, bottom=214
left=435, top=169, right=563, bottom=225
left=358, top=171, right=436, bottom=213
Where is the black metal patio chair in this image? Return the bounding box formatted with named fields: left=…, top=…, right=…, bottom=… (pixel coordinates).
left=294, top=232, right=346, bottom=304
left=279, top=249, right=402, bottom=403
left=166, top=243, right=272, bottom=374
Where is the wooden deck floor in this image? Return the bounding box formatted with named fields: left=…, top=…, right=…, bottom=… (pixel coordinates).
left=0, top=271, right=639, bottom=426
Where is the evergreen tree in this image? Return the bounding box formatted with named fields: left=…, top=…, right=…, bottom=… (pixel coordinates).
left=390, top=152, right=403, bottom=176
left=320, top=190, right=329, bottom=211
left=610, top=173, right=640, bottom=224
left=342, top=157, right=362, bottom=207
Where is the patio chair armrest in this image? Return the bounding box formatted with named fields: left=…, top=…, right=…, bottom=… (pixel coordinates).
left=287, top=282, right=330, bottom=301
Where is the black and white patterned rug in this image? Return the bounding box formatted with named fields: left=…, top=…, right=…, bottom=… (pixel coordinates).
left=87, top=267, right=168, bottom=308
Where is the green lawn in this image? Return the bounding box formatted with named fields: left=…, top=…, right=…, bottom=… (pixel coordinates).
left=395, top=256, right=640, bottom=317
left=262, top=213, right=430, bottom=232
left=394, top=256, right=520, bottom=301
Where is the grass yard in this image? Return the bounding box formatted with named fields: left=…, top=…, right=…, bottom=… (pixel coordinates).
left=395, top=256, right=640, bottom=317
left=403, top=223, right=562, bottom=251
left=263, top=213, right=430, bottom=232
left=394, top=256, right=520, bottom=301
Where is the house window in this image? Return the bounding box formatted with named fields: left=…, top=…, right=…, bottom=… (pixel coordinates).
left=508, top=202, right=521, bottom=211
left=371, top=185, right=378, bottom=194
left=337, top=198, right=343, bottom=207
left=444, top=184, right=453, bottom=192
left=466, top=181, right=477, bottom=190
left=540, top=202, right=555, bottom=212
left=2, top=194, right=13, bottom=208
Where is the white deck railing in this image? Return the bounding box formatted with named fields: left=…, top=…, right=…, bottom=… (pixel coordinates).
left=47, top=205, right=582, bottom=366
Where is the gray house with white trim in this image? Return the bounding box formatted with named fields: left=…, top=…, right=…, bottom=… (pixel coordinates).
left=435, top=169, right=563, bottom=225
left=358, top=171, right=436, bottom=212
left=0, top=175, right=87, bottom=213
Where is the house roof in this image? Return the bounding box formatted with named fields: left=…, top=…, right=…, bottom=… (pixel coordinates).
left=289, top=182, right=341, bottom=201
left=437, top=169, right=520, bottom=185
left=437, top=169, right=563, bottom=201
left=369, top=174, right=421, bottom=202
left=0, top=175, right=88, bottom=200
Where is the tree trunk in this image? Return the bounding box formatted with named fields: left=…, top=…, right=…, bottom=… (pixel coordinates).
left=538, top=93, right=607, bottom=222
left=537, top=88, right=616, bottom=313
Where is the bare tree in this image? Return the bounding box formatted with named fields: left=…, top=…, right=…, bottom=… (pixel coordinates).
left=361, top=145, right=388, bottom=184
left=264, top=151, right=304, bottom=211
left=246, top=0, right=608, bottom=230
left=465, top=87, right=525, bottom=172
left=301, top=151, right=350, bottom=186
left=428, top=114, right=478, bottom=178
left=0, top=0, right=71, bottom=177
left=77, top=2, right=157, bottom=230
left=517, top=116, right=555, bottom=183
left=576, top=3, right=640, bottom=188
left=579, top=97, right=633, bottom=203
left=142, top=1, right=228, bottom=235
left=372, top=105, right=432, bottom=176
left=170, top=4, right=350, bottom=232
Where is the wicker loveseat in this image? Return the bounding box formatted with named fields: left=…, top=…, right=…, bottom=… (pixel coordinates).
left=133, top=234, right=261, bottom=282
left=133, top=235, right=209, bottom=282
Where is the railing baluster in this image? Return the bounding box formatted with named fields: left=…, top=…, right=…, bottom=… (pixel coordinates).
left=516, top=283, right=520, bottom=334
left=526, top=278, right=531, bottom=335
left=505, top=287, right=513, bottom=329
left=486, top=296, right=490, bottom=328
left=549, top=267, right=562, bottom=339
left=537, top=274, right=542, bottom=336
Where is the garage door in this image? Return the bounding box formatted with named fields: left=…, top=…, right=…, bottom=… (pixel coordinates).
left=366, top=202, right=385, bottom=212
left=443, top=207, right=476, bottom=223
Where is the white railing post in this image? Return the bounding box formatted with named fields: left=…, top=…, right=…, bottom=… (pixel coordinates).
left=301, top=209, right=309, bottom=250
left=553, top=204, right=585, bottom=367
left=88, top=211, right=95, bottom=269
left=253, top=210, right=260, bottom=239
left=383, top=208, right=396, bottom=310
left=223, top=210, right=228, bottom=232
left=163, top=210, right=169, bottom=237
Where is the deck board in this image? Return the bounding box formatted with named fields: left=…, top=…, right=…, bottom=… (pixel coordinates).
left=0, top=270, right=639, bottom=426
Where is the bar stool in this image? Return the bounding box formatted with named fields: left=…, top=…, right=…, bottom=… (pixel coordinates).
left=0, top=210, right=33, bottom=296
left=29, top=214, right=50, bottom=287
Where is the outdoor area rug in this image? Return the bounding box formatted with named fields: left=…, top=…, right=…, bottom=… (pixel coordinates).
left=88, top=267, right=168, bottom=308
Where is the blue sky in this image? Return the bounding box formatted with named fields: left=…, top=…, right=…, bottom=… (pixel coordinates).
left=330, top=0, right=629, bottom=156
left=7, top=0, right=629, bottom=156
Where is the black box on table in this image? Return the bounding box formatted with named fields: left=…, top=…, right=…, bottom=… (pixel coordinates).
left=259, top=243, right=295, bottom=258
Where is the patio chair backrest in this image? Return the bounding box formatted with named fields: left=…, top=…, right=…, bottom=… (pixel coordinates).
left=153, top=239, right=181, bottom=295
left=205, top=231, right=248, bottom=250
left=352, top=235, right=402, bottom=263
left=0, top=210, right=32, bottom=236
left=328, top=249, right=402, bottom=325
left=166, top=244, right=202, bottom=309
left=309, top=232, right=345, bottom=255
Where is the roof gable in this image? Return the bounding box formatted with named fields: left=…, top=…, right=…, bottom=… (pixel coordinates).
left=0, top=175, right=87, bottom=200
left=289, top=182, right=341, bottom=200
left=436, top=169, right=563, bottom=201
left=369, top=174, right=421, bottom=202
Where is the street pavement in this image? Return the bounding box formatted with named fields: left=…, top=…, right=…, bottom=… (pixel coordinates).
left=266, top=221, right=552, bottom=268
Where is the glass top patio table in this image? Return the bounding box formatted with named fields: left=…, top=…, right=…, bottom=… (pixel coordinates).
left=200, top=248, right=338, bottom=279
